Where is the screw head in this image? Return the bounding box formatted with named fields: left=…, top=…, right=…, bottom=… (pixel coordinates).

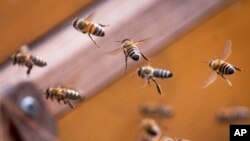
left=20, top=96, right=38, bottom=117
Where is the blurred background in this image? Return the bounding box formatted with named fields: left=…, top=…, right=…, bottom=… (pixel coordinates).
left=0, top=0, right=250, bottom=141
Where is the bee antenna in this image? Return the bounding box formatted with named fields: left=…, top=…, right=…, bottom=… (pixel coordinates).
left=201, top=60, right=209, bottom=63
left=114, top=40, right=122, bottom=42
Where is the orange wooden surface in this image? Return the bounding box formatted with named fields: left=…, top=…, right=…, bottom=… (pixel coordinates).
left=0, top=0, right=92, bottom=63
left=58, top=1, right=250, bottom=141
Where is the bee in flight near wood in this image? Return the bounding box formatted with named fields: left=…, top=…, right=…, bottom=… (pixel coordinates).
left=44, top=86, right=82, bottom=108
left=203, top=40, right=242, bottom=88
left=137, top=65, right=173, bottom=95
left=72, top=12, right=109, bottom=48
left=139, top=102, right=174, bottom=119
left=109, top=38, right=150, bottom=74
left=215, top=106, right=250, bottom=123
left=10, top=46, right=47, bottom=75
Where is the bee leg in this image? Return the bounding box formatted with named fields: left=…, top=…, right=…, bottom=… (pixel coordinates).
left=123, top=50, right=128, bottom=74
left=152, top=78, right=162, bottom=96
left=57, top=99, right=61, bottom=104
left=62, top=99, right=67, bottom=105
left=233, top=65, right=242, bottom=71
left=50, top=96, right=54, bottom=101
left=66, top=100, right=75, bottom=108
left=98, top=24, right=109, bottom=27
left=140, top=52, right=150, bottom=61
left=221, top=75, right=232, bottom=87
left=88, top=33, right=100, bottom=48
left=13, top=57, right=17, bottom=65
left=147, top=80, right=151, bottom=87
left=45, top=93, right=49, bottom=99
left=25, top=62, right=33, bottom=75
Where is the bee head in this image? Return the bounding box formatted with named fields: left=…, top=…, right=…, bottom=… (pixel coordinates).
left=121, top=39, right=131, bottom=43
left=137, top=67, right=143, bottom=77
left=9, top=54, right=15, bottom=60
left=45, top=88, right=50, bottom=95
left=142, top=119, right=160, bottom=137
left=209, top=58, right=219, bottom=70
left=72, top=18, right=79, bottom=29
left=146, top=126, right=159, bottom=137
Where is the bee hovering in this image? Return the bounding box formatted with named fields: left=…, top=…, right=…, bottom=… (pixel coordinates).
left=203, top=40, right=242, bottom=88
left=72, top=12, right=109, bottom=48
left=215, top=106, right=250, bottom=123
left=10, top=46, right=47, bottom=75
left=109, top=38, right=150, bottom=74
left=137, top=65, right=173, bottom=95
left=44, top=86, right=82, bottom=108
left=139, top=118, right=162, bottom=141
left=139, top=102, right=174, bottom=119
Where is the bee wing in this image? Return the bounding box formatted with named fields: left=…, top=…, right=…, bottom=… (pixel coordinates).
left=108, top=48, right=123, bottom=55
left=220, top=40, right=232, bottom=60
left=202, top=71, right=218, bottom=88
left=134, top=38, right=151, bottom=46
left=19, top=45, right=30, bottom=52
left=84, top=12, right=96, bottom=22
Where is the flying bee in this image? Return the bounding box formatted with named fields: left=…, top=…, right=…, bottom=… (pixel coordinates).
left=215, top=106, right=250, bottom=123
left=109, top=38, right=150, bottom=74
left=137, top=65, right=173, bottom=95
left=72, top=13, right=109, bottom=48
left=139, top=103, right=174, bottom=118
left=203, top=40, right=242, bottom=88
left=10, top=46, right=47, bottom=75
left=44, top=86, right=82, bottom=108
left=140, top=118, right=162, bottom=141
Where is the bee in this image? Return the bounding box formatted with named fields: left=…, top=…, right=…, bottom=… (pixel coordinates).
left=161, top=137, right=190, bottom=141
left=10, top=46, right=47, bottom=75
left=137, top=65, right=173, bottom=95
left=72, top=13, right=109, bottom=48
left=110, top=38, right=150, bottom=74
left=139, top=103, right=174, bottom=118
left=203, top=40, right=242, bottom=88
left=140, top=118, right=162, bottom=141
left=216, top=106, right=250, bottom=123
left=44, top=86, right=82, bottom=108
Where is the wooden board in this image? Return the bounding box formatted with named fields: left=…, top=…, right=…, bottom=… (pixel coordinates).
left=0, top=0, right=93, bottom=63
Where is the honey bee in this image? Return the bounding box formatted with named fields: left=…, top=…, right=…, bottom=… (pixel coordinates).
left=216, top=106, right=250, bottom=123
left=160, top=137, right=190, bottom=141
left=10, top=46, right=47, bottom=75
left=137, top=65, right=173, bottom=95
left=139, top=103, right=174, bottom=118
left=72, top=13, right=109, bottom=48
left=203, top=40, right=242, bottom=88
left=140, top=118, right=162, bottom=141
left=110, top=38, right=150, bottom=74
left=44, top=86, right=82, bottom=108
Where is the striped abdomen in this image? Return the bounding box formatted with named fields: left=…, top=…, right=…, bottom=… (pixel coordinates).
left=153, top=69, right=173, bottom=78
left=89, top=24, right=105, bottom=36
left=218, top=63, right=235, bottom=75
left=126, top=46, right=141, bottom=61
left=30, top=55, right=47, bottom=67
left=64, top=89, right=81, bottom=100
